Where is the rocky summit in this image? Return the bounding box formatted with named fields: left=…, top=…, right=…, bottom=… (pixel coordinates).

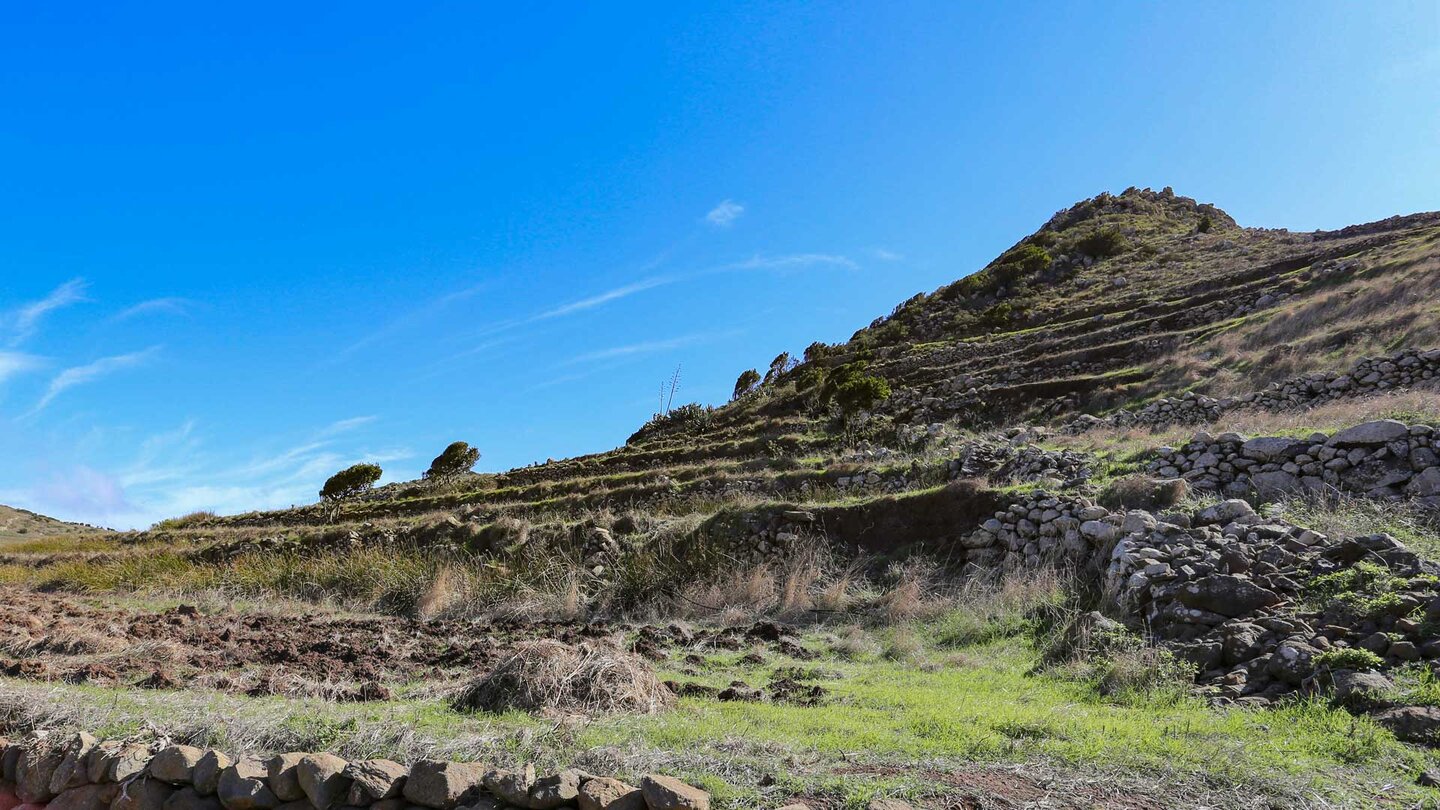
left=6, top=188, right=1440, bottom=809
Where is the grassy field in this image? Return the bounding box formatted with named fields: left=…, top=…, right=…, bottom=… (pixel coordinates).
left=3, top=620, right=1434, bottom=809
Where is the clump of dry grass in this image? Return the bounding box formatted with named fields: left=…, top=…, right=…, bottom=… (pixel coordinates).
left=450, top=640, right=673, bottom=716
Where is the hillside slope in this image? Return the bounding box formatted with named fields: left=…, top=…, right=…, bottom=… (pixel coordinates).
left=0, top=504, right=100, bottom=543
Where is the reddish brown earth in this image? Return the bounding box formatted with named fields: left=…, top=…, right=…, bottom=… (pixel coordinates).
left=0, top=590, right=818, bottom=700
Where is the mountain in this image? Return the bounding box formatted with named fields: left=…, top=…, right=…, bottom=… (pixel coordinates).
left=192, top=186, right=1440, bottom=528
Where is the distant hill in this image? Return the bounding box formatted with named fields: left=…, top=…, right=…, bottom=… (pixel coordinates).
left=0, top=503, right=103, bottom=543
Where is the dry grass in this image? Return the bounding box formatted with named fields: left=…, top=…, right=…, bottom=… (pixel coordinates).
left=450, top=640, right=673, bottom=716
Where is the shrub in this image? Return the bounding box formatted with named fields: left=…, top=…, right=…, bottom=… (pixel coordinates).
left=732, top=368, right=761, bottom=400
left=320, top=463, right=383, bottom=502
left=1197, top=214, right=1213, bottom=234
left=1315, top=647, right=1385, bottom=673
left=1075, top=226, right=1126, bottom=259
left=627, top=403, right=716, bottom=444
left=424, top=441, right=480, bottom=484
left=834, top=375, right=891, bottom=414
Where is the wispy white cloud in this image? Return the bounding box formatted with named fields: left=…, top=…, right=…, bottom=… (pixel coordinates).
left=30, top=346, right=161, bottom=414
left=8, top=278, right=88, bottom=346
left=535, top=276, right=674, bottom=320
left=316, top=415, right=377, bottom=437
left=728, top=253, right=858, bottom=272
left=338, top=281, right=489, bottom=359
left=871, top=248, right=903, bottom=262
left=110, top=297, right=192, bottom=322
left=566, top=331, right=738, bottom=365
left=0, top=351, right=43, bottom=386
left=705, top=200, right=745, bottom=227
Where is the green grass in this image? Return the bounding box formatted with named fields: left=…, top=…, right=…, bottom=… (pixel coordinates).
left=7, top=631, right=1438, bottom=808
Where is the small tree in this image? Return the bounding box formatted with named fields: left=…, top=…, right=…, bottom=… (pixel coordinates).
left=425, top=441, right=481, bottom=484
left=763, top=352, right=796, bottom=385
left=1196, top=214, right=1213, bottom=234
left=732, top=369, right=761, bottom=400
left=320, top=463, right=382, bottom=502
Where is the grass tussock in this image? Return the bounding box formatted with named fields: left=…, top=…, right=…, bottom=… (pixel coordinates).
left=450, top=640, right=673, bottom=716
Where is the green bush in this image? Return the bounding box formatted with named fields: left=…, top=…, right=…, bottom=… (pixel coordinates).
left=834, top=375, right=891, bottom=414
left=320, top=463, right=383, bottom=502
left=1076, top=226, right=1126, bottom=259
left=1197, top=214, right=1213, bottom=234
left=1315, top=648, right=1385, bottom=673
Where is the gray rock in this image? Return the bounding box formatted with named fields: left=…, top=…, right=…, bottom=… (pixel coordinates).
left=639, top=775, right=710, bottom=810
left=151, top=747, right=205, bottom=786
left=1251, top=470, right=1301, bottom=497
left=17, top=736, right=66, bottom=803
left=1328, top=669, right=1395, bottom=705
left=1196, top=499, right=1255, bottom=524
left=110, top=745, right=154, bottom=784
left=1330, top=420, right=1411, bottom=447
left=164, top=787, right=224, bottom=810
left=114, top=779, right=176, bottom=810
left=217, top=758, right=279, bottom=810
left=341, top=760, right=407, bottom=805
left=193, top=752, right=233, bottom=797
left=481, top=765, right=533, bottom=807
left=1175, top=575, right=1281, bottom=618
left=1375, top=705, right=1440, bottom=744
left=401, top=761, right=485, bottom=810
left=528, top=769, right=584, bottom=809
left=1408, top=467, right=1440, bottom=498
left=576, top=777, right=644, bottom=810
left=51, top=733, right=100, bottom=794
left=50, top=784, right=116, bottom=810
left=266, top=754, right=309, bottom=803
left=1242, top=437, right=1302, bottom=462
left=298, top=754, right=350, bottom=810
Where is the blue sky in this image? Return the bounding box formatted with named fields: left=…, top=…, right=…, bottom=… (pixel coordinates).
left=1, top=2, right=1437, bottom=528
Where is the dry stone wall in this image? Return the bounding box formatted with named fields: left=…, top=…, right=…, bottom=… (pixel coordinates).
left=1148, top=419, right=1440, bottom=507
left=1065, top=347, right=1440, bottom=434
left=0, top=736, right=710, bottom=810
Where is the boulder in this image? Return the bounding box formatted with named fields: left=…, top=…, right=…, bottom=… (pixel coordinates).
left=1375, top=705, right=1440, bottom=744
left=216, top=758, right=278, bottom=810
left=1251, top=471, right=1301, bottom=497
left=1196, top=500, right=1255, bottom=525
left=528, top=770, right=584, bottom=809
left=50, top=733, right=99, bottom=794
left=481, top=766, right=532, bottom=808
left=340, top=761, right=407, bottom=806
left=639, top=775, right=709, bottom=810
left=1330, top=420, right=1410, bottom=447
left=401, top=762, right=484, bottom=810
left=1328, top=669, right=1395, bottom=707
left=1408, top=467, right=1440, bottom=498
left=17, top=737, right=66, bottom=803
left=1175, top=575, right=1281, bottom=618
left=151, top=747, right=205, bottom=786
left=162, top=788, right=223, bottom=810
left=576, top=777, right=643, bottom=810
left=109, top=746, right=154, bottom=784
left=113, top=778, right=175, bottom=810
left=49, top=785, right=116, bottom=810
left=1242, top=437, right=1302, bottom=462
left=192, top=752, right=232, bottom=797
left=297, top=755, right=350, bottom=810
left=265, top=755, right=308, bottom=803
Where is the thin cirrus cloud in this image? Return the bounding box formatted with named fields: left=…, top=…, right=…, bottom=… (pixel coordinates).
left=109, top=297, right=193, bottom=322
left=0, top=351, right=42, bottom=386
left=565, top=330, right=740, bottom=365
left=30, top=346, right=162, bottom=414
left=7, top=278, right=88, bottom=346
left=705, top=199, right=745, bottom=227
